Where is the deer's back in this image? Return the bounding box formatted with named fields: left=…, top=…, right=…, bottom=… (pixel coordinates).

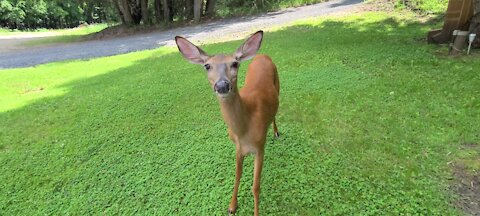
left=240, top=54, right=279, bottom=129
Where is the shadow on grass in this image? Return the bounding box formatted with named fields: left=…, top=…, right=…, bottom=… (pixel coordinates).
left=1, top=13, right=479, bottom=215
left=22, top=35, right=86, bottom=47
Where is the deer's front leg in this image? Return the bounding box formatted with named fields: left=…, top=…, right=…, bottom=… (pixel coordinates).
left=228, top=149, right=244, bottom=215
left=253, top=151, right=264, bottom=216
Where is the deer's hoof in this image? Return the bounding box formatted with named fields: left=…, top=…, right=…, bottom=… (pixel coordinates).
left=274, top=132, right=280, bottom=138
left=227, top=208, right=236, bottom=215
left=227, top=204, right=237, bottom=215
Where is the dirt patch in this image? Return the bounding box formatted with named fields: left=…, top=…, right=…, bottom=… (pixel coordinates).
left=450, top=144, right=480, bottom=216
left=20, top=87, right=44, bottom=94
left=357, top=0, right=395, bottom=12
left=451, top=165, right=480, bottom=215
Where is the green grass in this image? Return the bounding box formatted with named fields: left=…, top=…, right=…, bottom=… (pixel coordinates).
left=0, top=24, right=107, bottom=36
left=0, top=28, right=12, bottom=34
left=396, top=0, right=448, bottom=14
left=21, top=24, right=109, bottom=47
left=1, top=11, right=479, bottom=215
left=0, top=27, right=50, bottom=35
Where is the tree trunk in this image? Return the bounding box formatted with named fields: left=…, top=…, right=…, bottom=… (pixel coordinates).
left=205, top=0, right=216, bottom=17
left=154, top=0, right=162, bottom=22
left=168, top=0, right=174, bottom=21
left=161, top=0, right=170, bottom=22
left=475, top=0, right=480, bottom=13
left=256, top=0, right=264, bottom=9
left=194, top=0, right=201, bottom=22
left=186, top=0, right=193, bottom=20
left=140, top=0, right=150, bottom=24
left=129, top=0, right=142, bottom=24
left=470, top=0, right=480, bottom=47
left=117, top=0, right=134, bottom=25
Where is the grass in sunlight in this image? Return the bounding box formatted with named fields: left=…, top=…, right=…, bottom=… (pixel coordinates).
left=21, top=24, right=109, bottom=47
left=1, top=12, right=479, bottom=215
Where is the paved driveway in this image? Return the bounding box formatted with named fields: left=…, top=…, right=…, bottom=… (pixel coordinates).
left=0, top=0, right=362, bottom=69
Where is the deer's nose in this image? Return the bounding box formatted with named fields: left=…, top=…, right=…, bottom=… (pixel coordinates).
left=214, top=80, right=231, bottom=94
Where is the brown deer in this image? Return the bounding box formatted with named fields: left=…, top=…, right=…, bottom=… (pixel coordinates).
left=175, top=31, right=279, bottom=215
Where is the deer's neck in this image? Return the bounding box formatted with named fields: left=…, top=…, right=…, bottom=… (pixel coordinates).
left=218, top=90, right=248, bottom=135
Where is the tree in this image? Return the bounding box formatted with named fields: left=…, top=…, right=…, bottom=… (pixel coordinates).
left=46, top=1, right=67, bottom=28
left=161, top=0, right=169, bottom=21
left=255, top=0, right=264, bottom=9
left=475, top=0, right=480, bottom=13
left=185, top=0, right=193, bottom=19
left=193, top=0, right=201, bottom=22
left=161, top=0, right=171, bottom=22
left=205, top=0, right=216, bottom=17
left=0, top=0, right=116, bottom=29
left=0, top=0, right=262, bottom=29
left=0, top=0, right=14, bottom=27
left=154, top=0, right=161, bottom=22
left=117, top=0, right=134, bottom=24
left=140, top=0, right=149, bottom=24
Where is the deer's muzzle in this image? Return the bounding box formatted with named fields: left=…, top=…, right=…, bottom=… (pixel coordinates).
left=214, top=80, right=231, bottom=94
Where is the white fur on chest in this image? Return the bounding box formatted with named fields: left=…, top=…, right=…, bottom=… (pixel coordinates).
left=238, top=139, right=257, bottom=155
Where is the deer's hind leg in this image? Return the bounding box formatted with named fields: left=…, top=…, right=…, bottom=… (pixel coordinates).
left=272, top=118, right=280, bottom=138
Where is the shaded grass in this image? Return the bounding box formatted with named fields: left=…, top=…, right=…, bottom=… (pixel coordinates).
left=20, top=24, right=109, bottom=47
left=0, top=12, right=479, bottom=215
left=0, top=27, right=52, bottom=35
left=0, top=24, right=108, bottom=36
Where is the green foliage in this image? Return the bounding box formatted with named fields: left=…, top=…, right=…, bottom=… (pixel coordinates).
left=0, top=0, right=14, bottom=20
left=0, top=0, right=25, bottom=26
left=0, top=0, right=333, bottom=29
left=1, top=11, right=479, bottom=215
left=396, top=0, right=448, bottom=14
left=23, top=0, right=48, bottom=27
left=0, top=0, right=116, bottom=30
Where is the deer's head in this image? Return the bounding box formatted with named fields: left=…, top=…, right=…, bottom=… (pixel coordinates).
left=175, top=31, right=263, bottom=99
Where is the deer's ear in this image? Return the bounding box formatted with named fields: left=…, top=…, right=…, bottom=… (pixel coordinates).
left=235, top=31, right=263, bottom=62
left=175, top=36, right=209, bottom=64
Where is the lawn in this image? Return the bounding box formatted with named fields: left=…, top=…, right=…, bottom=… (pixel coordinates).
left=0, top=27, right=52, bottom=35
left=0, top=24, right=109, bottom=47
left=0, top=24, right=108, bottom=36
left=21, top=24, right=109, bottom=47
left=1, top=11, right=479, bottom=215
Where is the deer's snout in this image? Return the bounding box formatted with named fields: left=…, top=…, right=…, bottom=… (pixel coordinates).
left=214, top=80, right=231, bottom=94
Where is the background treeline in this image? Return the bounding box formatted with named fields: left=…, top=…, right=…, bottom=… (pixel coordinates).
left=0, top=0, right=116, bottom=29
left=0, top=0, right=327, bottom=30
left=0, top=0, right=449, bottom=30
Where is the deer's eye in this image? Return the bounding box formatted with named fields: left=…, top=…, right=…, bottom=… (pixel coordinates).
left=231, top=62, right=239, bottom=69
left=204, top=64, right=211, bottom=70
